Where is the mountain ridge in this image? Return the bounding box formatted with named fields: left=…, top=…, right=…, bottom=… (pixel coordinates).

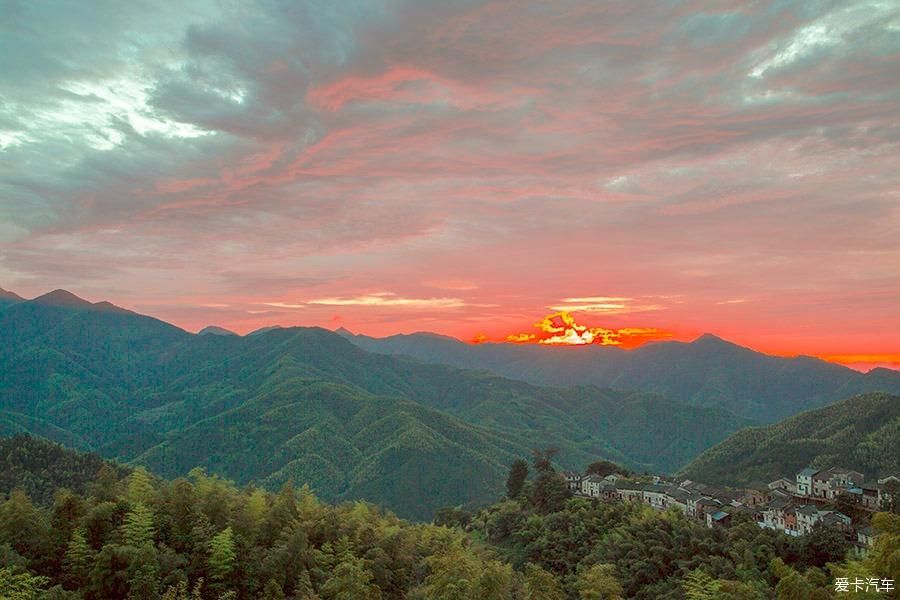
left=677, top=391, right=900, bottom=487
left=347, top=330, right=900, bottom=422
left=0, top=291, right=750, bottom=518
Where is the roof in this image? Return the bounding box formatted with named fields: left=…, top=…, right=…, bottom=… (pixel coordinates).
left=798, top=467, right=819, bottom=477
left=696, top=498, right=722, bottom=508
left=796, top=505, right=821, bottom=516
left=668, top=489, right=690, bottom=502
left=858, top=526, right=876, bottom=536
left=710, top=511, right=730, bottom=521
left=822, top=512, right=850, bottom=525
left=616, top=481, right=646, bottom=491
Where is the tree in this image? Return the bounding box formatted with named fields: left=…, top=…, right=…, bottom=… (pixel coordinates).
left=122, top=502, right=155, bottom=548
left=321, top=556, right=380, bottom=600
left=434, top=506, right=472, bottom=528
left=585, top=461, right=628, bottom=478
left=866, top=512, right=900, bottom=586
left=209, top=527, right=236, bottom=583
left=530, top=471, right=571, bottom=515
left=89, top=543, right=138, bottom=600
left=506, top=460, right=529, bottom=499
left=880, top=480, right=900, bottom=514
left=574, top=564, right=623, bottom=600
left=682, top=569, right=719, bottom=600
left=0, top=488, right=47, bottom=559
left=64, top=527, right=94, bottom=588
left=126, top=467, right=155, bottom=506
left=261, top=578, right=286, bottom=600
left=522, top=563, right=565, bottom=600
left=799, top=522, right=849, bottom=568
left=531, top=448, right=559, bottom=474
left=126, top=545, right=160, bottom=600
left=0, top=566, right=50, bottom=600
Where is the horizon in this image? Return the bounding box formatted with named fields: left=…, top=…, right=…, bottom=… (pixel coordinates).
left=5, top=285, right=897, bottom=373
left=1, top=1, right=898, bottom=373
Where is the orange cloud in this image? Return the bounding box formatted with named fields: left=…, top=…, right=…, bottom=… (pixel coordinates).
left=502, top=311, right=672, bottom=348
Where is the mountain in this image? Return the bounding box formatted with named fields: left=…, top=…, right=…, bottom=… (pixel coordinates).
left=198, top=325, right=238, bottom=336
left=348, top=331, right=900, bottom=423
left=247, top=324, right=283, bottom=336
left=0, top=289, right=748, bottom=518
left=677, top=391, right=900, bottom=487
left=0, top=287, right=24, bottom=310
left=0, top=434, right=130, bottom=504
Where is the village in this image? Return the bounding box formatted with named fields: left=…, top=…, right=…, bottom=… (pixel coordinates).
left=563, top=466, right=899, bottom=554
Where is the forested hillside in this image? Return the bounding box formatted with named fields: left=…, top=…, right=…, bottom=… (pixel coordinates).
left=0, top=436, right=130, bottom=505
left=678, top=392, right=900, bottom=487
left=0, top=291, right=748, bottom=518
left=0, top=440, right=897, bottom=599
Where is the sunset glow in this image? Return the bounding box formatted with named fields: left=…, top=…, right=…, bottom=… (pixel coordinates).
left=498, top=312, right=673, bottom=348
left=0, top=1, right=897, bottom=370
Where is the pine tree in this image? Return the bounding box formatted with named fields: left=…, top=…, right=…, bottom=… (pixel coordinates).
left=261, top=578, right=286, bottom=600
left=208, top=527, right=236, bottom=583
left=506, top=460, right=529, bottom=499
left=683, top=569, right=719, bottom=600
left=122, top=502, right=155, bottom=548
left=64, top=527, right=94, bottom=588
left=126, top=467, right=155, bottom=506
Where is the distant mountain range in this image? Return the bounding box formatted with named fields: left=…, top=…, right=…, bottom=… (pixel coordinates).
left=0, top=289, right=751, bottom=519
left=678, top=391, right=900, bottom=487
left=345, top=330, right=900, bottom=423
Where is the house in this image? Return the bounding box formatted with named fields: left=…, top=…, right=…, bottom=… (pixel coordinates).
left=768, top=478, right=797, bottom=495
left=768, top=487, right=793, bottom=502
left=563, top=471, right=583, bottom=492
left=857, top=482, right=881, bottom=510
left=580, top=475, right=603, bottom=498
left=743, top=488, right=767, bottom=506
left=795, top=505, right=850, bottom=535
left=857, top=526, right=877, bottom=553
left=707, top=510, right=731, bottom=528
left=617, top=481, right=645, bottom=504
left=796, top=468, right=819, bottom=496
left=821, top=511, right=852, bottom=533
left=642, top=484, right=673, bottom=510
left=666, top=488, right=692, bottom=516
left=795, top=505, right=823, bottom=535
left=761, top=499, right=793, bottom=534
left=877, top=476, right=899, bottom=509
left=695, top=497, right=724, bottom=521
left=813, top=467, right=864, bottom=499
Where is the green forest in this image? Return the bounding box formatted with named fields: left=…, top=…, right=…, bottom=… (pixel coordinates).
left=1, top=438, right=898, bottom=599
left=0, top=296, right=750, bottom=519
left=679, top=392, right=900, bottom=487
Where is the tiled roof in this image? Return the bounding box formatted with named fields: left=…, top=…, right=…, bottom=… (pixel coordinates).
left=796, top=505, right=820, bottom=516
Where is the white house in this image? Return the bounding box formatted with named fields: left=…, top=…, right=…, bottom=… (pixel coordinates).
left=796, top=468, right=819, bottom=496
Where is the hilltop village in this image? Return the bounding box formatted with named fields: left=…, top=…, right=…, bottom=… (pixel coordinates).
left=562, top=466, right=898, bottom=553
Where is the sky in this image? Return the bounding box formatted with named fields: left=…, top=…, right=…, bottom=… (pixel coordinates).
left=0, top=0, right=898, bottom=370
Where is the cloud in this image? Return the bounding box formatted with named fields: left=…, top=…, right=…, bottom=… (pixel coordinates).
left=0, top=0, right=897, bottom=355
left=548, top=297, right=666, bottom=315
left=307, top=293, right=467, bottom=309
